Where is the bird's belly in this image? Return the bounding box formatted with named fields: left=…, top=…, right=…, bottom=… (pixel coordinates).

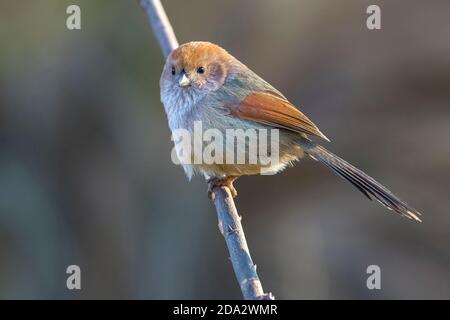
left=182, top=139, right=304, bottom=178
left=169, top=109, right=305, bottom=178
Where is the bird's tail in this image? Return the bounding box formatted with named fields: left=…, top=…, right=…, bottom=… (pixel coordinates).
left=299, top=139, right=421, bottom=222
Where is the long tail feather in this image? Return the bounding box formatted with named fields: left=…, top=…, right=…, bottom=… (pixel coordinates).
left=299, top=139, right=422, bottom=222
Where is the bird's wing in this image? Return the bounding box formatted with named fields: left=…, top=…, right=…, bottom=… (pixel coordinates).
left=227, top=91, right=329, bottom=141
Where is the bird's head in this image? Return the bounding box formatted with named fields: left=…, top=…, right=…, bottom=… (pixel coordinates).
left=160, top=41, right=234, bottom=112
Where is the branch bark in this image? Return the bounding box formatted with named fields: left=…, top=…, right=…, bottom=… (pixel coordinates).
left=212, top=187, right=273, bottom=300
left=138, top=0, right=178, bottom=57
left=138, top=0, right=274, bottom=300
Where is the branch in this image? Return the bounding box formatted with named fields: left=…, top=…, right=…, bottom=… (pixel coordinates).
left=212, top=187, right=273, bottom=299
left=138, top=0, right=178, bottom=58
left=138, top=0, right=274, bottom=300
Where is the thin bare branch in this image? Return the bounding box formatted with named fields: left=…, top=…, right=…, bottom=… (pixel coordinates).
left=138, top=0, right=178, bottom=58
left=212, top=186, right=274, bottom=300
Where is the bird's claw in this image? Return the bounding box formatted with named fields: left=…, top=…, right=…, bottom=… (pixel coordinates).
left=207, top=176, right=238, bottom=199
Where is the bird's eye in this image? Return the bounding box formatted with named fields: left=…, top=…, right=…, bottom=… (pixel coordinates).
left=171, top=66, right=175, bottom=75
left=197, top=66, right=205, bottom=74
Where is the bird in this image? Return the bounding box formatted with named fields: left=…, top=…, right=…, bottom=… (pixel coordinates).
left=159, top=41, right=421, bottom=222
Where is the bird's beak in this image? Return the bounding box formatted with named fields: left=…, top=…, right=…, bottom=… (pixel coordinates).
left=179, top=74, right=191, bottom=87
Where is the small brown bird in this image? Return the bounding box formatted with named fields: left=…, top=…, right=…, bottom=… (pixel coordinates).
left=160, top=41, right=421, bottom=222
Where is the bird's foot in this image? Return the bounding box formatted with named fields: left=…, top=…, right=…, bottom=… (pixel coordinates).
left=207, top=176, right=238, bottom=200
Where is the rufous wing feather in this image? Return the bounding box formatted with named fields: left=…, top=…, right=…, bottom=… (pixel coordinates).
left=228, top=91, right=330, bottom=141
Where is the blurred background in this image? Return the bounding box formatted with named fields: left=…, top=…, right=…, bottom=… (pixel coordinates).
left=0, top=0, right=449, bottom=299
